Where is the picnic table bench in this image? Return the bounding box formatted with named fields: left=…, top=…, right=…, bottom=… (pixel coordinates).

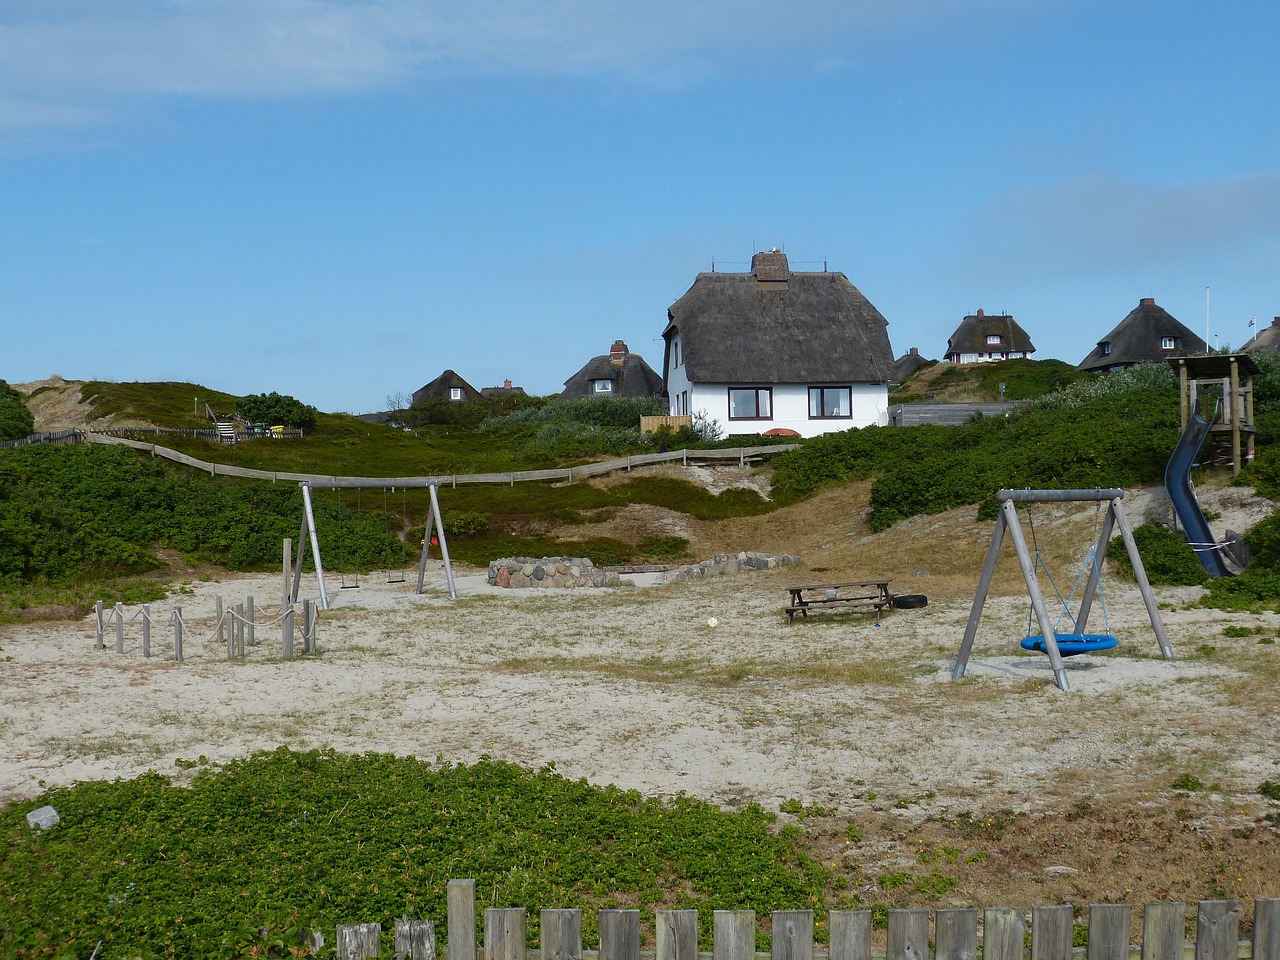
left=785, top=579, right=894, bottom=624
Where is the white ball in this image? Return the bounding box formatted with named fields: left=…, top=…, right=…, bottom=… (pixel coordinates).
left=706, top=617, right=719, bottom=628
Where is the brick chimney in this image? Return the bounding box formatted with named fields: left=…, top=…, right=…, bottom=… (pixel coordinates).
left=751, top=248, right=791, bottom=281
left=1140, top=297, right=1156, bottom=306
left=909, top=347, right=919, bottom=356
left=503, top=379, right=512, bottom=389
left=976, top=309, right=985, bottom=318
left=1273, top=317, right=1280, bottom=327
left=610, top=339, right=629, bottom=362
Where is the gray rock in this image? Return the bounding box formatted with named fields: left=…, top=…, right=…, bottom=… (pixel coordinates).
left=27, top=805, right=60, bottom=831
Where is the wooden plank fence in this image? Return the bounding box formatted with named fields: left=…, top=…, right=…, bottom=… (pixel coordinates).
left=307, top=881, right=1274, bottom=960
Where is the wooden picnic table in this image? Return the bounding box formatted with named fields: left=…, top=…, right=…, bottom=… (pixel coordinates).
left=785, top=579, right=894, bottom=624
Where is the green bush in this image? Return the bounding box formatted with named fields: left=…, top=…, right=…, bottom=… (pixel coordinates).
left=1106, top=524, right=1209, bottom=586
left=0, top=380, right=34, bottom=442
left=236, top=392, right=318, bottom=431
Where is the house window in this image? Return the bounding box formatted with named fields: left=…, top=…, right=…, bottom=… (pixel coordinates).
left=592, top=379, right=614, bottom=394
left=449, top=387, right=463, bottom=401
left=986, top=334, right=1003, bottom=345
left=728, top=387, right=772, bottom=420
left=1101, top=341, right=1112, bottom=355
left=676, top=390, right=689, bottom=416
left=808, top=386, right=852, bottom=419
left=1161, top=336, right=1177, bottom=350
left=673, top=339, right=681, bottom=368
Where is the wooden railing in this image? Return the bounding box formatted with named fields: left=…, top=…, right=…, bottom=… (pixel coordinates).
left=317, top=880, right=1274, bottom=960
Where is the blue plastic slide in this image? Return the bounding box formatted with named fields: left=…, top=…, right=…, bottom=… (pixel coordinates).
left=1164, top=401, right=1235, bottom=577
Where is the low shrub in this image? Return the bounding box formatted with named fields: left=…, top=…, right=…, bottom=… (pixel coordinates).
left=1106, top=524, right=1209, bottom=586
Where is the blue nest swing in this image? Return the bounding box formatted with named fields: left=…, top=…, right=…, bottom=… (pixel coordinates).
left=1020, top=517, right=1119, bottom=659
left=1021, top=633, right=1118, bottom=657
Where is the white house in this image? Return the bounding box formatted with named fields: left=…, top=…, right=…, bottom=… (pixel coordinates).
left=943, top=309, right=1036, bottom=364
left=661, top=250, right=894, bottom=438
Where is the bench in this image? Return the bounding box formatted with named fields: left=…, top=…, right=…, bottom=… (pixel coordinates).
left=785, top=580, right=894, bottom=624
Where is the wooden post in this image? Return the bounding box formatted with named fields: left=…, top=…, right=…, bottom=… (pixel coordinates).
left=1196, top=901, right=1239, bottom=960
left=772, top=911, right=812, bottom=960
left=1254, top=899, right=1280, bottom=960
left=1141, top=902, right=1184, bottom=960
left=655, top=910, right=697, bottom=960
left=1087, top=904, right=1131, bottom=960
left=283, top=538, right=292, bottom=609
left=935, top=909, right=976, bottom=960
left=887, top=910, right=928, bottom=960
left=598, top=910, right=640, bottom=960
left=141, top=605, right=151, bottom=658
left=336, top=923, right=382, bottom=960
left=446, top=879, right=476, bottom=960
left=714, top=911, right=755, bottom=960
left=215, top=595, right=224, bottom=646
left=982, top=907, right=1025, bottom=960
left=246, top=595, right=255, bottom=647
left=95, top=600, right=104, bottom=649
left=283, top=604, right=294, bottom=660
left=173, top=607, right=183, bottom=661
left=1031, top=905, right=1073, bottom=960
left=395, top=920, right=436, bottom=960
left=114, top=602, right=124, bottom=653
left=235, top=602, right=245, bottom=657
left=541, top=909, right=581, bottom=960
left=484, top=909, right=526, bottom=960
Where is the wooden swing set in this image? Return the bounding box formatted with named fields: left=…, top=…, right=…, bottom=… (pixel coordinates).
left=953, top=488, right=1174, bottom=692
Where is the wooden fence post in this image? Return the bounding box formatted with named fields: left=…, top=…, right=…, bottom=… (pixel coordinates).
left=141, top=605, right=150, bottom=658
left=1255, top=899, right=1280, bottom=960
left=1031, top=904, right=1073, bottom=960
left=714, top=911, right=755, bottom=960
left=1142, top=902, right=1185, bottom=960
left=394, top=919, right=436, bottom=960
left=283, top=604, right=294, bottom=660
left=887, top=909, right=928, bottom=960
left=173, top=606, right=183, bottom=661
left=484, top=908, right=526, bottom=960
left=1088, top=904, right=1132, bottom=960
left=246, top=595, right=255, bottom=647
left=541, top=909, right=581, bottom=960
left=114, top=602, right=124, bottom=653
left=95, top=600, right=104, bottom=649
left=336, top=922, right=381, bottom=959
left=655, top=910, right=698, bottom=960
left=772, top=911, right=812, bottom=960
left=304, top=598, right=316, bottom=653
left=598, top=910, right=640, bottom=960
left=983, top=907, right=1025, bottom=960
left=935, top=909, right=977, bottom=960
left=829, top=911, right=872, bottom=960
left=446, top=879, right=476, bottom=960
left=1196, top=901, right=1240, bottom=960
left=215, top=595, right=224, bottom=646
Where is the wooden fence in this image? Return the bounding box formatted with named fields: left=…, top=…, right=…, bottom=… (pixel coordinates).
left=310, top=880, right=1276, bottom=960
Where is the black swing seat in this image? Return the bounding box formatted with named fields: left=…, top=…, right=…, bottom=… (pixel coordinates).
left=1021, top=633, right=1118, bottom=657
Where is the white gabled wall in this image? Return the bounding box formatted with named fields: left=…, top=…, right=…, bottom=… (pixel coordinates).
left=675, top=381, right=888, bottom=438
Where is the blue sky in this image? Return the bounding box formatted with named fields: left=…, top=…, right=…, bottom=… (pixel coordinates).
left=3, top=0, right=1278, bottom=413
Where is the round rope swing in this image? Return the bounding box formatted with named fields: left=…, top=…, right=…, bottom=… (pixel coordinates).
left=1018, top=500, right=1117, bottom=657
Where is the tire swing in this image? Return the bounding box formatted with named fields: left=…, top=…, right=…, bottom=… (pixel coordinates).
left=953, top=488, right=1173, bottom=692
left=1018, top=500, right=1117, bottom=658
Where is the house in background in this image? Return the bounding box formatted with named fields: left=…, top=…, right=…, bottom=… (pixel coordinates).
left=943, top=310, right=1035, bottom=363
left=412, top=369, right=482, bottom=405
left=662, top=250, right=894, bottom=437
left=893, top=346, right=932, bottom=383
left=1078, top=297, right=1207, bottom=372
left=481, top=378, right=527, bottom=399
left=1242, top=317, right=1280, bottom=355
left=558, top=339, right=665, bottom=401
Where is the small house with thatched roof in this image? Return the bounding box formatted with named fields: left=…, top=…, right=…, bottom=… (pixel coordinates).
left=662, top=250, right=894, bottom=437
left=1242, top=317, right=1280, bottom=355
left=1078, top=297, right=1207, bottom=372
left=892, top=347, right=932, bottom=383
left=412, top=369, right=482, bottom=406
left=558, top=340, right=664, bottom=401
left=944, top=310, right=1035, bottom=363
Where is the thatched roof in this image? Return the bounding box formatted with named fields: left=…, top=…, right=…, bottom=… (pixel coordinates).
left=663, top=254, right=893, bottom=384
left=1242, top=317, right=1280, bottom=355
left=1078, top=298, right=1207, bottom=371
left=559, top=340, right=664, bottom=400
left=892, top=348, right=932, bottom=383
left=412, top=369, right=482, bottom=405
left=945, top=310, right=1035, bottom=357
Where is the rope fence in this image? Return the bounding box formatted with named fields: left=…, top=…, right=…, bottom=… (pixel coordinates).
left=94, top=594, right=321, bottom=662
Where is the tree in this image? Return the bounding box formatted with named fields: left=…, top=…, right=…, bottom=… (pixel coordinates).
left=0, top=381, right=34, bottom=442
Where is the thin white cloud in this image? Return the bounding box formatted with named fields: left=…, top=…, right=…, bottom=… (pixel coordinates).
left=0, top=0, right=1062, bottom=132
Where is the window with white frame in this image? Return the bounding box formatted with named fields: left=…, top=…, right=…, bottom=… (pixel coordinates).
left=808, top=386, right=852, bottom=419
left=1101, top=341, right=1112, bottom=355
left=986, top=334, right=1003, bottom=345
left=449, top=387, right=463, bottom=401
left=728, top=387, right=772, bottom=420
left=1161, top=336, right=1177, bottom=350
left=672, top=338, right=681, bottom=368
left=592, top=379, right=614, bottom=394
